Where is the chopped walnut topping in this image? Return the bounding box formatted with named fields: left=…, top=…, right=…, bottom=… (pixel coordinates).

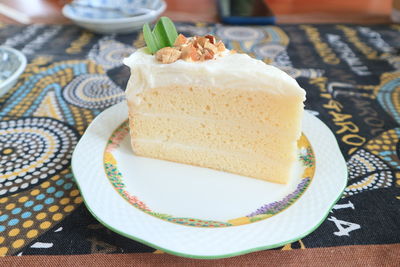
left=155, top=34, right=228, bottom=64
left=181, top=44, right=200, bottom=61
left=203, top=49, right=214, bottom=60
left=155, top=47, right=182, bottom=64
left=204, top=41, right=217, bottom=54
left=216, top=41, right=226, bottom=52
left=174, top=34, right=187, bottom=46
left=196, top=36, right=207, bottom=48
left=205, top=35, right=216, bottom=44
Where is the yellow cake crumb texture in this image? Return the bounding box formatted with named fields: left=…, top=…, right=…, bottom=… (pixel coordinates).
left=124, top=37, right=306, bottom=184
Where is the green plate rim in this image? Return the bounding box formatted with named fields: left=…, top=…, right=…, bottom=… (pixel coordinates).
left=71, top=171, right=346, bottom=259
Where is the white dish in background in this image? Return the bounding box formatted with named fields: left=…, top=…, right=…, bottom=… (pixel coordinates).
left=0, top=46, right=27, bottom=97
left=72, top=101, right=347, bottom=259
left=62, top=0, right=166, bottom=34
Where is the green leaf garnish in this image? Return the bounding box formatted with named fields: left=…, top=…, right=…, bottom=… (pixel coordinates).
left=153, top=17, right=178, bottom=47
left=142, top=17, right=178, bottom=54
left=143, top=23, right=159, bottom=54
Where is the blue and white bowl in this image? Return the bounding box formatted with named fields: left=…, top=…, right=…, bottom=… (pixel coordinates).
left=62, top=0, right=166, bottom=34
left=0, top=46, right=27, bottom=98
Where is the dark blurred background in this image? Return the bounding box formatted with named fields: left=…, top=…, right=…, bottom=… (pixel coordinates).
left=0, top=0, right=395, bottom=24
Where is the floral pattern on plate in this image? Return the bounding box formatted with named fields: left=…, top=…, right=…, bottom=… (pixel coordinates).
left=103, top=120, right=316, bottom=228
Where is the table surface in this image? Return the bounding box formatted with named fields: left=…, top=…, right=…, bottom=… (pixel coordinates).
left=0, top=0, right=399, bottom=265
left=0, top=0, right=394, bottom=24
left=0, top=21, right=400, bottom=263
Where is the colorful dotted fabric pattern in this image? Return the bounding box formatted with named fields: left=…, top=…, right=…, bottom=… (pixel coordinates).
left=376, top=72, right=400, bottom=125
left=0, top=23, right=399, bottom=255
left=344, top=127, right=400, bottom=196
left=0, top=168, right=82, bottom=255
left=0, top=117, right=78, bottom=196
left=0, top=26, right=129, bottom=256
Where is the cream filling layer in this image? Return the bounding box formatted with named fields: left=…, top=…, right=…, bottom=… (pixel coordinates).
left=133, top=138, right=296, bottom=163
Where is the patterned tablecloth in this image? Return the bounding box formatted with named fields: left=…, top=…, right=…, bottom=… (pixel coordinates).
left=0, top=22, right=399, bottom=260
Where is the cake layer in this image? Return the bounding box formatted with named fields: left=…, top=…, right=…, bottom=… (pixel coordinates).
left=132, top=138, right=296, bottom=184
left=124, top=48, right=306, bottom=183
left=129, top=113, right=297, bottom=161
left=127, top=85, right=304, bottom=131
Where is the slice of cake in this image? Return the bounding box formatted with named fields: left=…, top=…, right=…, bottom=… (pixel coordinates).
left=123, top=19, right=306, bottom=184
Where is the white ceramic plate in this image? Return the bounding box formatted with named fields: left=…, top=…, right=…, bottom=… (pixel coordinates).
left=62, top=1, right=166, bottom=34
left=0, top=46, right=27, bottom=97
left=72, top=101, right=347, bottom=259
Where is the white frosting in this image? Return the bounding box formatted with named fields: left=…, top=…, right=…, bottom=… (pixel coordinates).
left=123, top=48, right=306, bottom=103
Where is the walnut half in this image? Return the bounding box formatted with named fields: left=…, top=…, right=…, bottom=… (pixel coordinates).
left=155, top=47, right=182, bottom=64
